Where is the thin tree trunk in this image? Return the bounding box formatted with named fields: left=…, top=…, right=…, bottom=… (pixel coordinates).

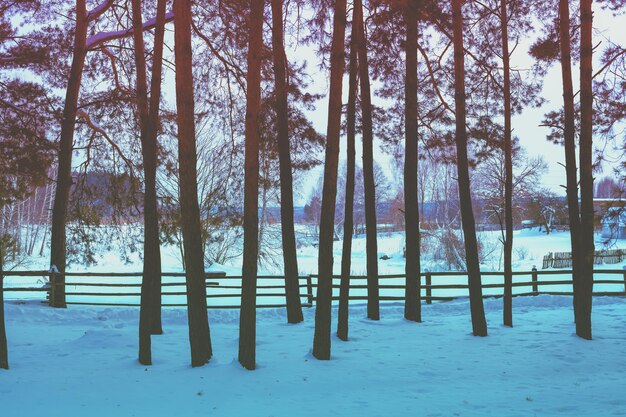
left=501, top=0, right=513, bottom=327
left=404, top=0, right=421, bottom=323
left=313, top=0, right=347, bottom=360
left=271, top=0, right=304, bottom=325
left=577, top=0, right=594, bottom=340
left=451, top=0, right=487, bottom=336
left=239, top=0, right=264, bottom=371
left=354, top=0, right=379, bottom=321
left=558, top=0, right=583, bottom=331
left=0, top=247, right=7, bottom=369
left=130, top=0, right=153, bottom=365
left=337, top=5, right=359, bottom=341
left=145, top=0, right=167, bottom=337
left=49, top=0, right=88, bottom=308
left=174, top=0, right=212, bottom=367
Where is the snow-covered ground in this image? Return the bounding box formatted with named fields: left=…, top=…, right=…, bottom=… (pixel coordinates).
left=3, top=296, right=626, bottom=417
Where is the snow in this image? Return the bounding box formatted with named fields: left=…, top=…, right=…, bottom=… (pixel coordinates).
left=3, top=296, right=626, bottom=416
left=86, top=12, right=175, bottom=49
left=4, top=228, right=625, bottom=307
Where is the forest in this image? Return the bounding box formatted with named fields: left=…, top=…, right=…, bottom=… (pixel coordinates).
left=1, top=0, right=626, bottom=383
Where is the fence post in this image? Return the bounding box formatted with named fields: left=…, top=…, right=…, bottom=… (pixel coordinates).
left=623, top=266, right=626, bottom=294
left=48, top=265, right=58, bottom=307
left=531, top=266, right=538, bottom=295
left=306, top=275, right=314, bottom=306
left=425, top=269, right=432, bottom=304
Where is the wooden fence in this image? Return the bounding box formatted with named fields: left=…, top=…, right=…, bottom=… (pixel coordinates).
left=542, top=249, right=625, bottom=269
left=2, top=268, right=626, bottom=308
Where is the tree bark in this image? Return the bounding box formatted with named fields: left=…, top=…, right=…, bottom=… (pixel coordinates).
left=500, top=0, right=513, bottom=327
left=49, top=0, right=88, bottom=308
left=130, top=0, right=153, bottom=365
left=577, top=0, right=594, bottom=340
left=131, top=0, right=167, bottom=365
left=337, top=4, right=359, bottom=341
left=270, top=0, right=304, bottom=324
left=313, top=0, right=347, bottom=360
left=146, top=0, right=167, bottom=337
left=404, top=0, right=421, bottom=323
left=239, top=0, right=264, bottom=371
left=451, top=0, right=487, bottom=336
left=558, top=0, right=584, bottom=334
left=354, top=0, right=379, bottom=321
left=174, top=0, right=212, bottom=367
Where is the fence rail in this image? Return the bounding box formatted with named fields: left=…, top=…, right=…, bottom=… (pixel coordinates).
left=1, top=268, right=626, bottom=308
left=542, top=249, right=625, bottom=269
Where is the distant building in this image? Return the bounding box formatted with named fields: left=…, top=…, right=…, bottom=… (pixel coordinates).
left=601, top=207, right=626, bottom=240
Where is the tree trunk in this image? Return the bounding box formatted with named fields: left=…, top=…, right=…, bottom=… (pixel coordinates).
left=404, top=0, right=421, bottom=323
left=174, top=0, right=212, bottom=367
left=0, top=247, right=8, bottom=370
left=558, top=0, right=583, bottom=333
left=49, top=0, right=88, bottom=308
left=131, top=0, right=167, bottom=365
left=500, top=0, right=513, bottom=327
left=239, top=0, right=264, bottom=371
left=337, top=4, right=359, bottom=341
left=313, top=0, right=347, bottom=360
left=577, top=0, right=594, bottom=340
left=130, top=0, right=153, bottom=365
left=451, top=0, right=487, bottom=336
left=145, top=0, right=167, bottom=337
left=271, top=0, right=304, bottom=325
left=354, top=0, right=379, bottom=321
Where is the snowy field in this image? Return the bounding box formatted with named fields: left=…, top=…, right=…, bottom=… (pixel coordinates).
left=3, top=296, right=626, bottom=417
left=3, top=228, right=625, bottom=307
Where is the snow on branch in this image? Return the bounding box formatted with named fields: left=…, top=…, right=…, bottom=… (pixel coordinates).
left=76, top=109, right=134, bottom=173
left=87, top=0, right=115, bottom=22
left=86, top=11, right=174, bottom=50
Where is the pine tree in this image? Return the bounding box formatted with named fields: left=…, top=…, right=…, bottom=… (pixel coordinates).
left=404, top=0, right=421, bottom=323
left=174, top=0, right=213, bottom=367
left=313, top=0, right=347, bottom=360
left=337, top=2, right=359, bottom=341
left=239, top=0, right=264, bottom=370
left=270, top=0, right=304, bottom=325
left=451, top=0, right=487, bottom=336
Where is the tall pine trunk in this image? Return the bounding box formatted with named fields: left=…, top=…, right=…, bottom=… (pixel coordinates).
left=130, top=0, right=153, bottom=365
left=500, top=0, right=513, bottom=327
left=270, top=0, right=304, bottom=324
left=145, top=0, right=167, bottom=336
left=557, top=0, right=583, bottom=334
left=174, top=0, right=212, bottom=367
left=313, top=0, right=347, bottom=360
left=404, top=0, right=421, bottom=323
left=131, top=0, right=167, bottom=365
left=49, top=0, right=88, bottom=308
left=577, top=0, right=594, bottom=340
left=337, top=6, right=359, bottom=341
left=354, top=0, right=379, bottom=321
left=239, top=0, right=264, bottom=370
left=451, top=0, right=487, bottom=336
